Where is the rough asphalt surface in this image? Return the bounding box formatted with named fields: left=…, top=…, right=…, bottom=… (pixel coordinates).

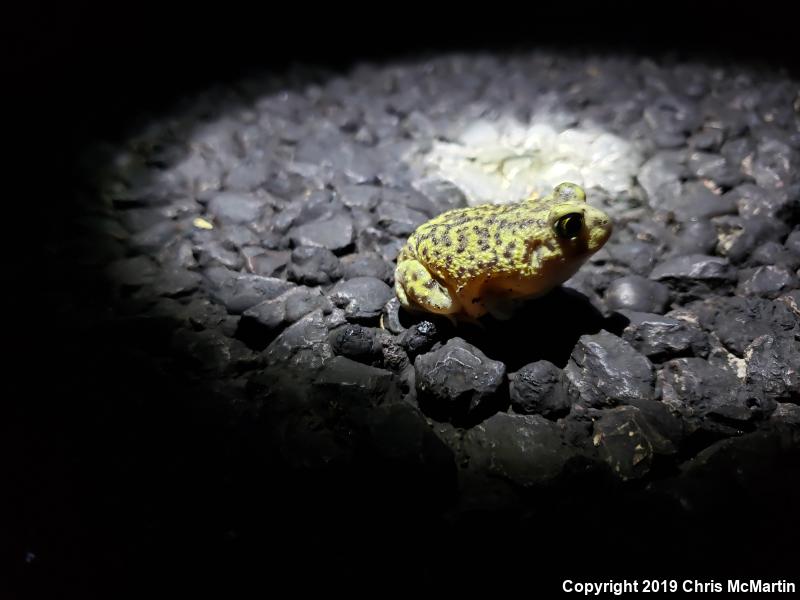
left=11, top=52, right=800, bottom=594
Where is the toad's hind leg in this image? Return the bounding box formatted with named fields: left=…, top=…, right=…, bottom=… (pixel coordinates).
left=395, top=258, right=461, bottom=316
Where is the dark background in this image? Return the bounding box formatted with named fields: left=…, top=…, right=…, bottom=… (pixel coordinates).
left=4, top=2, right=799, bottom=597
left=6, top=1, right=800, bottom=151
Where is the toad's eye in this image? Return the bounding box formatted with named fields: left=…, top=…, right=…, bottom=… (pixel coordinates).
left=554, top=213, right=584, bottom=239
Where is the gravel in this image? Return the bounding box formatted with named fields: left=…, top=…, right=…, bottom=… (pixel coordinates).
left=56, top=50, right=800, bottom=583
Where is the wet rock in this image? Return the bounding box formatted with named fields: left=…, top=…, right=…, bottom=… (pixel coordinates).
left=336, top=184, right=382, bottom=210
left=714, top=216, right=790, bottom=264
left=771, top=403, right=800, bottom=425
left=415, top=337, right=506, bottom=425
left=605, top=275, right=671, bottom=313
left=356, top=227, right=405, bottom=262
left=671, top=220, right=719, bottom=255
left=313, top=355, right=402, bottom=410
left=286, top=246, right=343, bottom=286
left=737, top=266, right=799, bottom=299
left=650, top=254, right=735, bottom=303
left=663, top=181, right=737, bottom=221
left=564, top=330, right=655, bottom=408
left=687, top=152, right=742, bottom=188
left=130, top=220, right=180, bottom=254
left=361, top=403, right=457, bottom=502
left=606, top=241, right=657, bottom=275
left=237, top=287, right=333, bottom=349
left=751, top=138, right=794, bottom=191
left=413, top=179, right=468, bottom=213
left=397, top=320, right=439, bottom=358
left=205, top=267, right=295, bottom=314
left=340, top=252, right=395, bottom=284
left=170, top=328, right=258, bottom=375
left=659, top=358, right=766, bottom=431
left=750, top=241, right=800, bottom=270
left=329, top=277, right=393, bottom=322
left=196, top=239, right=244, bottom=270
left=330, top=323, right=384, bottom=364
left=264, top=309, right=337, bottom=371
left=621, top=310, right=709, bottom=362
left=644, top=98, right=700, bottom=148
left=509, top=361, right=571, bottom=419
left=690, top=128, right=724, bottom=152
left=745, top=335, right=800, bottom=403
left=208, top=191, right=265, bottom=224
left=687, top=296, right=800, bottom=356
left=152, top=267, right=203, bottom=297
left=118, top=207, right=165, bottom=233
left=288, top=213, right=354, bottom=253
left=244, top=249, right=292, bottom=277
left=785, top=230, right=800, bottom=256
left=727, top=183, right=797, bottom=221
left=592, top=405, right=679, bottom=480
left=223, top=160, right=270, bottom=191
left=380, top=187, right=440, bottom=217
left=462, top=413, right=578, bottom=487
left=107, top=256, right=158, bottom=287
left=375, top=201, right=428, bottom=237
left=638, top=151, right=684, bottom=208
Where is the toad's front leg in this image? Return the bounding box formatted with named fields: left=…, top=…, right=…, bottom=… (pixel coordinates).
left=395, top=258, right=462, bottom=316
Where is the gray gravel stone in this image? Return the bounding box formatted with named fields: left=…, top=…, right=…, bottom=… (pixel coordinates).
left=745, top=335, right=800, bottom=403
left=375, top=201, right=428, bottom=237
left=130, top=220, right=180, bottom=254
left=509, top=361, right=571, bottom=418
left=605, top=275, right=671, bottom=313
left=659, top=358, right=768, bottom=431
left=663, top=181, right=737, bottom=221
left=287, top=246, right=343, bottom=285
left=462, top=412, right=578, bottom=487
left=208, top=191, right=265, bottom=224
left=264, top=309, right=337, bottom=372
left=592, top=405, right=679, bottom=480
left=751, top=138, right=795, bottom=191
left=750, top=241, right=800, bottom=270
left=714, top=216, right=791, bottom=264
left=244, top=249, right=292, bottom=277
left=196, top=239, right=244, bottom=270
left=313, top=355, right=402, bottom=409
left=336, top=184, right=382, bottom=210
left=727, top=183, right=796, bottom=221
left=687, top=296, right=800, bottom=356
left=237, top=286, right=333, bottom=349
left=564, top=330, right=655, bottom=408
left=415, top=337, right=506, bottom=425
left=152, top=267, right=203, bottom=297
left=687, top=152, right=742, bottom=188
left=638, top=151, right=684, bottom=209
left=621, top=310, right=709, bottom=362
left=397, top=320, right=439, bottom=358
left=107, top=256, right=158, bottom=287
left=329, top=323, right=384, bottom=364
left=650, top=254, right=736, bottom=303
left=288, top=213, right=354, bottom=253
left=328, top=276, right=394, bottom=322
left=737, top=266, right=799, bottom=298
left=205, top=267, right=296, bottom=314
left=785, top=230, right=800, bottom=255
left=606, top=241, right=657, bottom=275
left=339, top=252, right=395, bottom=284
left=671, top=220, right=719, bottom=256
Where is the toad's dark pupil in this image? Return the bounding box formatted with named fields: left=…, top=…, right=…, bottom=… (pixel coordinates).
left=556, top=213, right=583, bottom=239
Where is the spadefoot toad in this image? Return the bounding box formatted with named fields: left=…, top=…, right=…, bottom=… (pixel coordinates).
left=394, top=182, right=612, bottom=320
